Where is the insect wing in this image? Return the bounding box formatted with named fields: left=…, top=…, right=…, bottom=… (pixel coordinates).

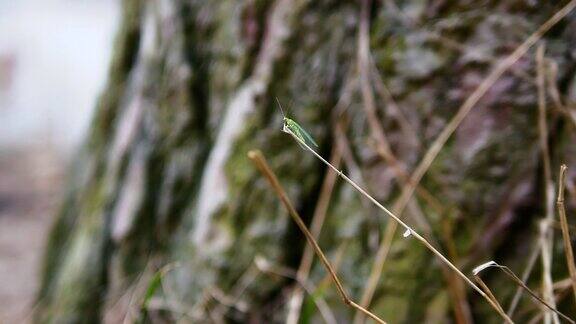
left=289, top=119, right=318, bottom=147
left=300, top=126, right=319, bottom=147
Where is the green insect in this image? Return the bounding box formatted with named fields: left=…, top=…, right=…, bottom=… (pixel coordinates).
left=276, top=98, right=318, bottom=148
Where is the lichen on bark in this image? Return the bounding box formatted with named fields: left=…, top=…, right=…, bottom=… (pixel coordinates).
left=37, top=0, right=576, bottom=323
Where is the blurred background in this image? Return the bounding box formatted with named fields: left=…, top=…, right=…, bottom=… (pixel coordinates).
left=0, top=1, right=119, bottom=322
left=3, top=1, right=576, bottom=323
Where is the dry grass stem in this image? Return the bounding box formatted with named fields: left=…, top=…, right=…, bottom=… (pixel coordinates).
left=507, top=244, right=540, bottom=317
left=254, top=257, right=338, bottom=324
left=356, top=0, right=459, bottom=319
left=286, top=145, right=342, bottom=324
left=473, top=261, right=575, bottom=324
left=537, top=43, right=560, bottom=324
left=394, top=0, right=576, bottom=231
left=368, top=56, right=419, bottom=147
left=207, top=288, right=249, bottom=313
left=537, top=44, right=554, bottom=223
left=427, top=32, right=535, bottom=85
left=557, top=165, right=576, bottom=306
left=317, top=241, right=349, bottom=292
left=356, top=217, right=397, bottom=324
left=212, top=264, right=261, bottom=317
left=543, top=59, right=576, bottom=128
left=440, top=218, right=474, bottom=324
left=278, top=129, right=513, bottom=323
left=367, top=139, right=446, bottom=216
left=248, top=150, right=387, bottom=324
left=337, top=121, right=471, bottom=323
left=540, top=220, right=560, bottom=324
left=357, top=1, right=576, bottom=317
left=334, top=120, right=375, bottom=215
left=357, top=0, right=404, bottom=178
left=406, top=201, right=473, bottom=324
left=527, top=282, right=574, bottom=324
left=472, top=274, right=511, bottom=322
left=544, top=60, right=566, bottom=111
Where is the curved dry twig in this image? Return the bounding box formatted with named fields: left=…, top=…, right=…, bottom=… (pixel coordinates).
left=248, top=150, right=388, bottom=324
left=473, top=261, right=575, bottom=324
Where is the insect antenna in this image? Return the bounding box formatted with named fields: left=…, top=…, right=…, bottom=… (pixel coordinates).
left=286, top=99, right=295, bottom=117
left=275, top=97, right=291, bottom=134
left=275, top=97, right=286, bottom=118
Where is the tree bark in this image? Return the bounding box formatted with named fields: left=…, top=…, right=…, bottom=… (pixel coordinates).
left=37, top=0, right=576, bottom=323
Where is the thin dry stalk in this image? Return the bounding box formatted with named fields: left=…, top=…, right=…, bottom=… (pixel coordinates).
left=537, top=44, right=554, bottom=223
left=317, top=241, right=349, bottom=292
left=140, top=263, right=204, bottom=321
left=207, top=288, right=249, bottom=313
left=394, top=0, right=576, bottom=229
left=368, top=139, right=446, bottom=216
left=357, top=0, right=404, bottom=177
left=358, top=0, right=576, bottom=315
left=544, top=60, right=565, bottom=111
left=337, top=120, right=472, bottom=324
left=540, top=220, right=560, bottom=324
left=441, top=217, right=460, bottom=264
left=356, top=1, right=466, bottom=320
left=254, top=257, right=337, bottom=324
left=507, top=244, right=540, bottom=317
left=440, top=217, right=474, bottom=324
left=334, top=121, right=381, bottom=244
left=407, top=201, right=473, bottom=324
left=553, top=277, right=574, bottom=291
left=557, top=165, right=576, bottom=305
left=337, top=119, right=470, bottom=324
left=472, top=275, right=509, bottom=320
left=286, top=145, right=342, bottom=324
left=427, top=32, right=535, bottom=85
left=527, top=283, right=574, bottom=324
left=212, top=264, right=261, bottom=317
left=551, top=220, right=576, bottom=233
left=356, top=217, right=397, bottom=324
left=227, top=265, right=260, bottom=305
left=473, top=261, right=575, bottom=324
left=278, top=129, right=513, bottom=323
left=537, top=43, right=560, bottom=324
left=248, top=150, right=387, bottom=324
left=565, top=108, right=576, bottom=129
left=333, top=119, right=370, bottom=195
left=544, top=59, right=576, bottom=129
left=115, top=261, right=155, bottom=324
left=369, top=57, right=419, bottom=147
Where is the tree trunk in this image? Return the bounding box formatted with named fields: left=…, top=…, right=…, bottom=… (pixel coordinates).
left=36, top=0, right=576, bottom=323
